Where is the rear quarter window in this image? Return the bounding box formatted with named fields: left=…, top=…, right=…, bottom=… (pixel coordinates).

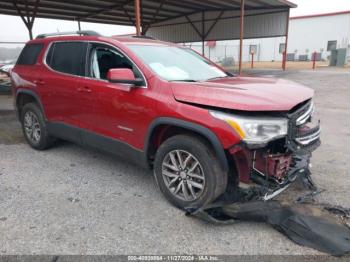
left=16, top=43, right=44, bottom=65
left=45, top=42, right=87, bottom=76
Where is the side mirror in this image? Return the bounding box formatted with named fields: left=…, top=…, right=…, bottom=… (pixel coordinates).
left=107, top=68, right=143, bottom=86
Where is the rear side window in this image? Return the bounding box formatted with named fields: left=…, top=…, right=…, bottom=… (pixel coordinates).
left=46, top=42, right=87, bottom=76
left=17, top=43, right=43, bottom=65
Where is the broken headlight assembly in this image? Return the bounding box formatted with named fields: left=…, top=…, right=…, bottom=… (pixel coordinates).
left=210, top=110, right=288, bottom=146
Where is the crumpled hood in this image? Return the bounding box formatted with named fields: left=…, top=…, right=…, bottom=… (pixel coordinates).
left=171, top=76, right=314, bottom=111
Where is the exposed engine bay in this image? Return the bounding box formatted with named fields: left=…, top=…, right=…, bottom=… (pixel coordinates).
left=228, top=99, right=321, bottom=200
left=184, top=101, right=349, bottom=257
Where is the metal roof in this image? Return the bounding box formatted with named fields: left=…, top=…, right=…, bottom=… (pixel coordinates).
left=147, top=8, right=290, bottom=42
left=0, top=0, right=296, bottom=27
left=290, top=10, right=350, bottom=20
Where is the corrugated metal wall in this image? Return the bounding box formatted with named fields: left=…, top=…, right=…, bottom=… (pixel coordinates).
left=147, top=9, right=288, bottom=43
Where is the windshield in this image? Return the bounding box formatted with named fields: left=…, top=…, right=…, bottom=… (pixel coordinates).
left=128, top=44, right=227, bottom=82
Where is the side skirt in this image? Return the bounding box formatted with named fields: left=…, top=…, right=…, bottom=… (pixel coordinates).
left=47, top=122, right=149, bottom=169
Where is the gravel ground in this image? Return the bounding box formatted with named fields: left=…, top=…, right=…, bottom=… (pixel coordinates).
left=0, top=69, right=349, bottom=256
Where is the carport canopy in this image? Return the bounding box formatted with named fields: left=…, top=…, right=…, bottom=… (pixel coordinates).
left=0, top=0, right=296, bottom=73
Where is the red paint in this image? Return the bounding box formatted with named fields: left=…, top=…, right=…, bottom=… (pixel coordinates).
left=290, top=10, right=350, bottom=20
left=11, top=35, right=315, bottom=184
left=267, top=154, right=292, bottom=180
left=283, top=9, right=290, bottom=71
left=254, top=150, right=292, bottom=181
left=229, top=145, right=252, bottom=183
left=107, top=68, right=135, bottom=81
left=282, top=51, right=287, bottom=71
left=206, top=41, right=216, bottom=47
left=312, top=51, right=317, bottom=70
left=171, top=77, right=313, bottom=111
left=134, top=0, right=141, bottom=36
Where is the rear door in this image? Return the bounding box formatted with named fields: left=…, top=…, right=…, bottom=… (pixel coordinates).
left=41, top=41, right=90, bottom=132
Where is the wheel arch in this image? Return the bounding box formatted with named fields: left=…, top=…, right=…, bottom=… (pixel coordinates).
left=16, top=89, right=45, bottom=119
left=145, top=117, right=229, bottom=173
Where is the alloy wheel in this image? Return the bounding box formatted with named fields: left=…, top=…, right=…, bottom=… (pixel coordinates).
left=23, top=111, right=41, bottom=144
left=161, top=150, right=205, bottom=201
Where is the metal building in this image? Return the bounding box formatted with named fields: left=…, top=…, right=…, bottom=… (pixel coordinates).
left=288, top=11, right=350, bottom=61
left=0, top=0, right=296, bottom=73
left=204, top=10, right=350, bottom=63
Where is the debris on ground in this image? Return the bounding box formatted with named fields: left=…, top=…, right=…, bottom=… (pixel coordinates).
left=67, top=197, right=80, bottom=203
left=186, top=198, right=350, bottom=257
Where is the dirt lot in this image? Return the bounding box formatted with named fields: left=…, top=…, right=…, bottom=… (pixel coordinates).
left=0, top=68, right=349, bottom=256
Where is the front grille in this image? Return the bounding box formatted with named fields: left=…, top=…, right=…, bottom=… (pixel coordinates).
left=295, top=101, right=315, bottom=126
left=286, top=100, right=321, bottom=154
left=288, top=99, right=311, bottom=114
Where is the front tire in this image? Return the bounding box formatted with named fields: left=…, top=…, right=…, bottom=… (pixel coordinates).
left=154, top=134, right=227, bottom=210
left=21, top=103, right=53, bottom=150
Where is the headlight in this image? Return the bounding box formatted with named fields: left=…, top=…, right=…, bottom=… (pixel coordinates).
left=210, top=110, right=288, bottom=145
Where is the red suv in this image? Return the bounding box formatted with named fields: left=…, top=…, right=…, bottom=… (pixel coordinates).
left=11, top=31, right=320, bottom=209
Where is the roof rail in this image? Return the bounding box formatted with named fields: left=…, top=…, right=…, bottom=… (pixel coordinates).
left=36, top=30, right=101, bottom=39
left=131, top=35, right=156, bottom=40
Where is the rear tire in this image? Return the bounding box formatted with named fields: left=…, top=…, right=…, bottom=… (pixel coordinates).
left=154, top=134, right=227, bottom=210
left=21, top=103, right=53, bottom=150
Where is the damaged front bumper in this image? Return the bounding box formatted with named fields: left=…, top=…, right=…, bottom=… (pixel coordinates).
left=255, top=153, right=315, bottom=201
left=229, top=100, right=321, bottom=200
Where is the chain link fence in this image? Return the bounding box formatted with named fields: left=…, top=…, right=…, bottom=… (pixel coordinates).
left=183, top=42, right=287, bottom=67
left=182, top=41, right=346, bottom=69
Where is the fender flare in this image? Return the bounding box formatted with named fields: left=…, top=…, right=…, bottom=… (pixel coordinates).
left=145, top=117, right=229, bottom=172
left=15, top=89, right=46, bottom=119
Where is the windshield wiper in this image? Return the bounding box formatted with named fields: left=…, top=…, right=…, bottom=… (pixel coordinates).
left=169, top=79, right=197, bottom=82
left=206, top=75, right=232, bottom=81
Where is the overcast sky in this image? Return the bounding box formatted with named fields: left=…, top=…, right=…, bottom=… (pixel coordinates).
left=1, top=0, right=350, bottom=42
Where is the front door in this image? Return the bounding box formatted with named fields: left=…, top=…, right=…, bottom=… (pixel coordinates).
left=78, top=43, right=149, bottom=148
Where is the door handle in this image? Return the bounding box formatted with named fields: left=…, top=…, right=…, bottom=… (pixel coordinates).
left=34, top=79, right=45, bottom=85
left=77, top=86, right=92, bottom=93
left=83, top=86, right=92, bottom=93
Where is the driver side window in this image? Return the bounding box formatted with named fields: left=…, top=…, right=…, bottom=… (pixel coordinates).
left=88, top=44, right=143, bottom=82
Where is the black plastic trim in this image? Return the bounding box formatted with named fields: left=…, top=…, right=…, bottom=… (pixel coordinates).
left=36, top=30, right=101, bottom=39
left=145, top=117, right=229, bottom=172
left=108, top=78, right=144, bottom=86
left=287, top=100, right=320, bottom=154
left=15, top=89, right=46, bottom=120
left=47, top=122, right=81, bottom=144
left=47, top=122, right=148, bottom=168
left=82, top=128, right=146, bottom=167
